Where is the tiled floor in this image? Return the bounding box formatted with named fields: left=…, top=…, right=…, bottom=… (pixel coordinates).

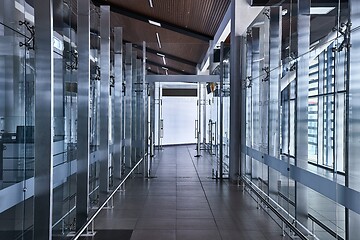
left=94, top=145, right=290, bottom=240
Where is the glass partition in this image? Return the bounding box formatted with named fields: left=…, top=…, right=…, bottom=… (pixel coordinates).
left=241, top=1, right=350, bottom=239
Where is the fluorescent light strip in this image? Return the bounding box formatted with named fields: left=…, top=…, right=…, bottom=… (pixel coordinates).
left=156, top=53, right=165, bottom=57
left=310, top=7, right=335, bottom=15
left=156, top=32, right=162, bottom=49
left=149, top=20, right=161, bottom=27
left=148, top=0, right=154, bottom=8
left=162, top=57, right=166, bottom=65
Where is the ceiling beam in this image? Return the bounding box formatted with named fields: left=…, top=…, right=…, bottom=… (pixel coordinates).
left=91, top=0, right=213, bottom=42
left=146, top=60, right=193, bottom=75
left=126, top=41, right=198, bottom=67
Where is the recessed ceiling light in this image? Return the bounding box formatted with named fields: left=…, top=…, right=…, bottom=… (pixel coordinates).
left=148, top=20, right=161, bottom=27
left=156, top=32, right=162, bottom=49
left=310, top=7, right=335, bottom=15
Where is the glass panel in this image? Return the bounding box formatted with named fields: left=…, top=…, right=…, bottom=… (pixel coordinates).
left=0, top=0, right=35, bottom=238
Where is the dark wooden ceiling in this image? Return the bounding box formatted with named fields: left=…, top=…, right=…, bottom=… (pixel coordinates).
left=88, top=0, right=231, bottom=75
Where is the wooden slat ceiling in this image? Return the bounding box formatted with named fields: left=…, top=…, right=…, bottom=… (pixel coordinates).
left=87, top=0, right=231, bottom=75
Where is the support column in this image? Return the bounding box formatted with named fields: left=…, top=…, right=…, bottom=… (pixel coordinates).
left=347, top=0, right=360, bottom=238
left=124, top=43, right=133, bottom=169
left=268, top=7, right=282, bottom=199
left=76, top=0, right=90, bottom=230
left=251, top=27, right=261, bottom=180
left=295, top=0, right=310, bottom=226
left=245, top=32, right=253, bottom=177
left=34, top=0, right=54, bottom=239
left=113, top=27, right=123, bottom=180
left=230, top=0, right=241, bottom=181
left=99, top=5, right=110, bottom=194
left=219, top=42, right=224, bottom=179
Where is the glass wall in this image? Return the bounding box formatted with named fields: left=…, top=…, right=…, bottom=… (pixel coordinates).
left=239, top=1, right=354, bottom=239
left=0, top=1, right=148, bottom=239
left=0, top=0, right=35, bottom=238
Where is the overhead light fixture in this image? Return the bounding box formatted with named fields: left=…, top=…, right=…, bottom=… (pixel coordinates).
left=156, top=32, right=162, bottom=49
left=148, top=0, right=154, bottom=8
left=149, top=20, right=161, bottom=27
left=156, top=53, right=166, bottom=65
left=310, top=7, right=335, bottom=15
left=162, top=67, right=168, bottom=75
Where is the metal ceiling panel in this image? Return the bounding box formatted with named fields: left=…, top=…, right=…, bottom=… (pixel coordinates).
left=104, top=0, right=230, bottom=36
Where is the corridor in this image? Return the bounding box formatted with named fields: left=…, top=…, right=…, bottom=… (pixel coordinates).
left=89, top=145, right=290, bottom=240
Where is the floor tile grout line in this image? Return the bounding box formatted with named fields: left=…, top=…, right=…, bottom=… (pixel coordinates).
left=186, top=145, right=224, bottom=240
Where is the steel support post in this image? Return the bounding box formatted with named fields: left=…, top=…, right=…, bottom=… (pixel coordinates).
left=229, top=0, right=242, bottom=181
left=219, top=42, right=224, bottom=179
left=34, top=0, right=54, bottom=238
left=239, top=36, right=247, bottom=178
left=124, top=43, right=133, bottom=169
left=76, top=0, right=90, bottom=230
left=259, top=12, right=270, bottom=190
left=245, top=32, right=253, bottom=177
left=251, top=27, right=261, bottom=180
left=99, top=5, right=110, bottom=195
left=347, top=0, right=360, bottom=238
left=295, top=0, right=310, bottom=226
left=268, top=7, right=282, bottom=200
left=113, top=27, right=123, bottom=180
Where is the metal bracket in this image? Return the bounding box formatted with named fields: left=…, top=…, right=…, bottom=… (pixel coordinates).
left=110, top=75, right=115, bottom=87
left=243, top=76, right=252, bottom=89
left=261, top=66, right=270, bottom=82
left=66, top=50, right=78, bottom=70
left=94, top=66, right=101, bottom=80
left=332, top=22, right=352, bottom=52
left=263, top=9, right=270, bottom=20
left=19, top=21, right=35, bottom=50
left=246, top=29, right=252, bottom=37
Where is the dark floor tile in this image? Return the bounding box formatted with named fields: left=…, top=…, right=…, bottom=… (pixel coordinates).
left=135, top=218, right=176, bottom=230
left=176, top=209, right=213, bottom=218
left=94, top=218, right=138, bottom=230
left=130, top=230, right=175, bottom=240
left=176, top=218, right=217, bottom=230
left=176, top=230, right=221, bottom=240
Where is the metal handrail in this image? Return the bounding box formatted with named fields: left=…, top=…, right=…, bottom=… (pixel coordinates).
left=72, top=154, right=147, bottom=240
left=242, top=176, right=319, bottom=240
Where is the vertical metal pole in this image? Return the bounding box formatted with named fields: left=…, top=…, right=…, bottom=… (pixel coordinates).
left=239, top=36, right=247, bottom=178
left=99, top=5, right=110, bottom=195
left=150, top=82, right=155, bottom=157
left=34, top=0, right=54, bottom=239
left=246, top=32, right=253, bottom=178
left=347, top=0, right=360, bottom=238
left=113, top=27, right=123, bottom=180
left=259, top=11, right=270, bottom=191
left=230, top=0, right=241, bottom=181
left=268, top=7, right=282, bottom=200
left=143, top=42, right=147, bottom=157
left=124, top=43, right=133, bottom=169
left=76, top=0, right=90, bottom=230
left=219, top=42, right=224, bottom=180
left=295, top=0, right=310, bottom=226
left=251, top=27, right=260, bottom=180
